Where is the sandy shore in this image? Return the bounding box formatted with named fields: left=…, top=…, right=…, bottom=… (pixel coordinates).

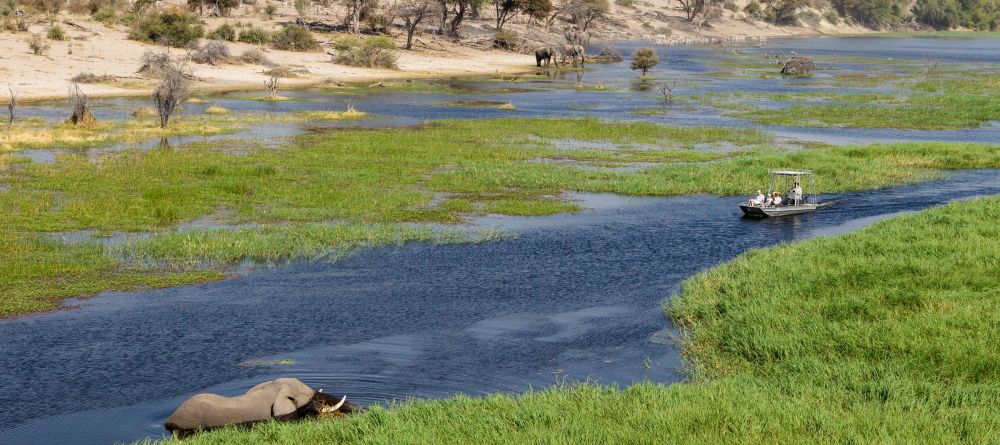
left=1, top=20, right=531, bottom=103
left=0, top=0, right=877, bottom=103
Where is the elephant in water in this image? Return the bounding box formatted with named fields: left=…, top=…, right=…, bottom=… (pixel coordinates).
left=535, top=47, right=559, bottom=68
left=165, top=378, right=358, bottom=437
left=561, top=44, right=586, bottom=66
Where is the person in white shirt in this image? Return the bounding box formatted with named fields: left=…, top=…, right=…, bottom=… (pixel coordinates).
left=773, top=192, right=783, bottom=207
left=748, top=189, right=766, bottom=206
left=791, top=182, right=803, bottom=205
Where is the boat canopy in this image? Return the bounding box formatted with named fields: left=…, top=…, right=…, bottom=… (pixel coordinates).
left=769, top=170, right=813, bottom=176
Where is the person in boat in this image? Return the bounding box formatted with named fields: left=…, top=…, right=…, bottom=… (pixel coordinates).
left=789, top=181, right=803, bottom=205
left=773, top=191, right=783, bottom=207
left=748, top=189, right=766, bottom=206
left=764, top=193, right=774, bottom=207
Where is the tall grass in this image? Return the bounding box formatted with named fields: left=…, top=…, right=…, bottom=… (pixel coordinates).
left=153, top=196, right=1000, bottom=443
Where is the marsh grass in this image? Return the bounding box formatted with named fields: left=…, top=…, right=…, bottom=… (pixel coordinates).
left=5, top=118, right=1000, bottom=318
left=150, top=191, right=1000, bottom=445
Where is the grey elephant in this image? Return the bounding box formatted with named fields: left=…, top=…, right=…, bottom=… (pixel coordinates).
left=165, top=378, right=357, bottom=437
left=535, top=47, right=559, bottom=68
left=561, top=44, right=586, bottom=66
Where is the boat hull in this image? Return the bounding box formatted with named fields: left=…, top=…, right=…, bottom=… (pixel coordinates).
left=740, top=204, right=818, bottom=218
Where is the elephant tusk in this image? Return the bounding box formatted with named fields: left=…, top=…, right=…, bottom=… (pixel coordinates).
left=322, top=395, right=347, bottom=413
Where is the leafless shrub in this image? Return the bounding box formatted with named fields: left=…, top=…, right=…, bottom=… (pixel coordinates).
left=153, top=61, right=191, bottom=128
left=5, top=85, right=16, bottom=133
left=189, top=40, right=234, bottom=65
left=263, top=65, right=297, bottom=78
left=137, top=50, right=173, bottom=77
left=67, top=83, right=98, bottom=126
left=239, top=48, right=273, bottom=65
left=71, top=73, right=117, bottom=83
left=659, top=81, right=676, bottom=104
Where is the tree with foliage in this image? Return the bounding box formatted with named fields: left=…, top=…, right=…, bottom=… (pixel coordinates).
left=675, top=0, right=722, bottom=22
left=760, top=0, right=809, bottom=24
left=395, top=0, right=438, bottom=49
left=831, top=0, right=905, bottom=28
left=564, top=0, right=608, bottom=30
left=187, top=0, right=240, bottom=16
left=493, top=0, right=552, bottom=30
left=630, top=47, right=659, bottom=77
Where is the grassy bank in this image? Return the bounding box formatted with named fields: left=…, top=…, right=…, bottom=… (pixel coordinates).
left=152, top=182, right=1000, bottom=445
left=4, top=118, right=1000, bottom=317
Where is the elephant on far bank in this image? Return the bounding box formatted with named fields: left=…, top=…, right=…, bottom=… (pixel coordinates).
left=165, top=378, right=358, bottom=438
left=535, top=47, right=559, bottom=68
left=561, top=44, right=586, bottom=66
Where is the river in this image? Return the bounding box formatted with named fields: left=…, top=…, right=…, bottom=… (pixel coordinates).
left=2, top=36, right=1000, bottom=444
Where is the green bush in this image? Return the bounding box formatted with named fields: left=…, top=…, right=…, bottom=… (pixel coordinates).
left=494, top=29, right=518, bottom=51
left=26, top=32, right=50, bottom=55
left=332, top=35, right=362, bottom=51
left=208, top=22, right=236, bottom=41
left=744, top=0, right=762, bottom=16
left=271, top=24, right=319, bottom=51
left=47, top=24, right=67, bottom=40
left=913, top=0, right=1000, bottom=30
left=614, top=0, right=634, bottom=7
left=824, top=9, right=841, bottom=23
left=332, top=38, right=399, bottom=69
left=832, top=0, right=906, bottom=28
left=238, top=26, right=272, bottom=44
left=797, top=9, right=822, bottom=25
left=92, top=5, right=118, bottom=25
left=723, top=0, right=739, bottom=11
left=128, top=10, right=204, bottom=47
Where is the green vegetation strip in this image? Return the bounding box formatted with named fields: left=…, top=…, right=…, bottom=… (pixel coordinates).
left=153, top=185, right=1000, bottom=444
left=4, top=117, right=1000, bottom=317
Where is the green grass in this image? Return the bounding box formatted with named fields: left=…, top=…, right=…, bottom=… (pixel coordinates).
left=5, top=117, right=1000, bottom=317
left=150, top=184, right=1000, bottom=445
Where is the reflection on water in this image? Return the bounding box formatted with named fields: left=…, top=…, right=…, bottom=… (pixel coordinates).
left=2, top=169, right=999, bottom=445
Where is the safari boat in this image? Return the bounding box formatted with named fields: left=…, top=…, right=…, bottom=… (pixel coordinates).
left=740, top=170, right=823, bottom=218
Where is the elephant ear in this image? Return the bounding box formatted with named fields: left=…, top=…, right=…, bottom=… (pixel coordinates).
left=271, top=386, right=298, bottom=417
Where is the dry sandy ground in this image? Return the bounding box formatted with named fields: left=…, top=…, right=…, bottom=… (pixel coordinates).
left=0, top=16, right=529, bottom=102
left=1, top=0, right=873, bottom=102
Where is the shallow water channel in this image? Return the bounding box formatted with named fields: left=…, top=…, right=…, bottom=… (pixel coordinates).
left=3, top=37, right=1000, bottom=444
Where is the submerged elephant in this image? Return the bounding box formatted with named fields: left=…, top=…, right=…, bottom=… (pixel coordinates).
left=165, top=378, right=358, bottom=437
left=535, top=47, right=559, bottom=68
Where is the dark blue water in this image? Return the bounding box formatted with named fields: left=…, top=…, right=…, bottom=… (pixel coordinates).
left=2, top=169, right=999, bottom=444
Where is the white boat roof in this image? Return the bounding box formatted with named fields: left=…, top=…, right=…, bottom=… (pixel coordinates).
left=769, top=170, right=813, bottom=176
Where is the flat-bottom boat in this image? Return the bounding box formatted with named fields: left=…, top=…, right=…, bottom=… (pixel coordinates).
left=740, top=203, right=817, bottom=218
left=741, top=170, right=826, bottom=218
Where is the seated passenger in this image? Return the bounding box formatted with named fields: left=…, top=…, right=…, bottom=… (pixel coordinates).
left=773, top=192, right=783, bottom=206
left=748, top=189, right=766, bottom=206
left=764, top=193, right=774, bottom=207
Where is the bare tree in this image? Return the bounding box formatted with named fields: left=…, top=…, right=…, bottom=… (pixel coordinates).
left=264, top=75, right=279, bottom=99
left=395, top=0, right=438, bottom=50
left=676, top=0, right=719, bottom=23
left=67, top=83, right=97, bottom=126
left=563, top=0, right=607, bottom=31
left=153, top=62, right=191, bottom=129
left=5, top=85, right=16, bottom=133
left=659, top=81, right=676, bottom=104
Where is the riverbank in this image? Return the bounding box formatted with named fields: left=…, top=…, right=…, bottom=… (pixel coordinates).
left=148, top=188, right=1000, bottom=444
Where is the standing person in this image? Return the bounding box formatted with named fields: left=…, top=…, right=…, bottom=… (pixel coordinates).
left=791, top=181, right=803, bottom=205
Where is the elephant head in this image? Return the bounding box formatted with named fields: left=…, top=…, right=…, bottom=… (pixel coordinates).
left=165, top=378, right=355, bottom=437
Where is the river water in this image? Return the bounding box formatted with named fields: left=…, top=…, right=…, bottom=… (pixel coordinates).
left=3, top=36, right=1000, bottom=444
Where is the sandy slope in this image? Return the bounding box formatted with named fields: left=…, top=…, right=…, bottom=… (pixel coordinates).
left=0, top=0, right=872, bottom=102
left=1, top=17, right=528, bottom=102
